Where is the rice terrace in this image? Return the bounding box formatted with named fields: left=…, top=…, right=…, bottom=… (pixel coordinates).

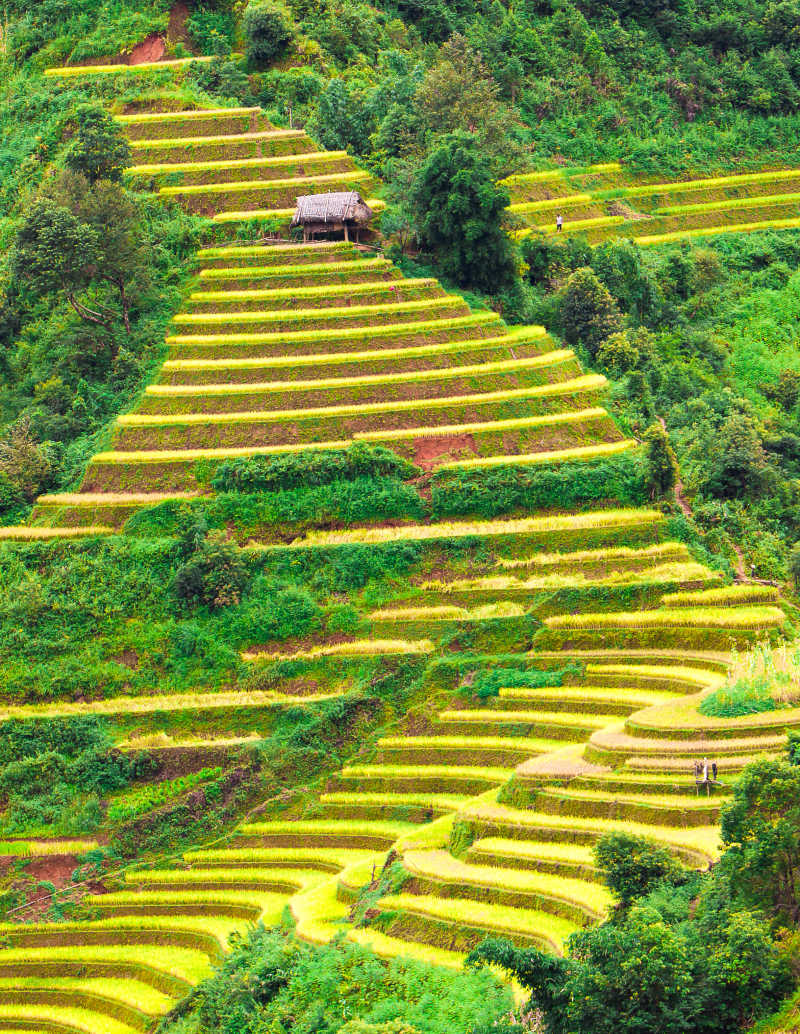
left=2, top=2, right=800, bottom=1034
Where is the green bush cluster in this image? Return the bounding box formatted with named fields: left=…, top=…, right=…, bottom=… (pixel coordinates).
left=0, top=716, right=154, bottom=836
left=211, top=443, right=420, bottom=494
left=699, top=678, right=780, bottom=718
left=106, top=765, right=223, bottom=824
left=160, top=923, right=511, bottom=1034
left=467, top=663, right=581, bottom=699
left=430, top=453, right=647, bottom=519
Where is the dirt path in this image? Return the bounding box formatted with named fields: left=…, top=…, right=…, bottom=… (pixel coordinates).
left=657, top=417, right=692, bottom=517
left=656, top=418, right=751, bottom=582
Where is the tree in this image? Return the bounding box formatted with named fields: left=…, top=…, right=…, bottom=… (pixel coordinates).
left=720, top=758, right=800, bottom=924
left=789, top=543, right=800, bottom=590
left=11, top=198, right=102, bottom=327
left=642, top=422, right=680, bottom=499
left=243, top=1, right=293, bottom=68
left=12, top=173, right=146, bottom=336
left=0, top=418, right=53, bottom=502
left=559, top=266, right=623, bottom=356
left=413, top=36, right=517, bottom=163
left=61, top=104, right=130, bottom=183
left=410, top=131, right=517, bottom=293
left=595, top=831, right=681, bottom=907
left=703, top=413, right=769, bottom=498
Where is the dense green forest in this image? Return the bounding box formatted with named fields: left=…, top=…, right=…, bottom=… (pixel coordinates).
left=1, top=1, right=800, bottom=1033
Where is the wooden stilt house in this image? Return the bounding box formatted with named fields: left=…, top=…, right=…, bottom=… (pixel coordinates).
left=291, top=191, right=373, bottom=242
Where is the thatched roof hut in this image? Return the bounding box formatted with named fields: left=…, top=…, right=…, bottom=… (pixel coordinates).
left=291, top=191, right=373, bottom=241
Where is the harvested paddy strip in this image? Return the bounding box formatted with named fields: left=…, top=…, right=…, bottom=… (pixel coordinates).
left=182, top=847, right=373, bottom=872
left=457, top=801, right=720, bottom=866
left=274, top=508, right=665, bottom=549
left=498, top=541, right=691, bottom=573
left=0, top=1002, right=139, bottom=1034
left=170, top=295, right=469, bottom=333
left=129, top=150, right=356, bottom=187
left=0, top=915, right=245, bottom=954
left=466, top=838, right=599, bottom=880
left=0, top=975, right=173, bottom=1018
left=164, top=313, right=506, bottom=358
left=624, top=698, right=800, bottom=740
left=111, top=407, right=617, bottom=460
left=436, top=439, right=635, bottom=471
left=584, top=662, right=726, bottom=691
left=531, top=786, right=723, bottom=826
left=194, top=257, right=397, bottom=288
left=159, top=169, right=375, bottom=214
left=212, top=198, right=387, bottom=226
left=130, top=129, right=313, bottom=163
left=235, top=819, right=416, bottom=850
left=375, top=735, right=566, bottom=767
left=0, top=524, right=112, bottom=539
left=115, top=392, right=610, bottom=432
left=374, top=893, right=578, bottom=953
left=145, top=352, right=578, bottom=407
left=334, top=764, right=513, bottom=794
left=317, top=791, right=471, bottom=820
left=433, top=709, right=619, bottom=742
left=44, top=56, right=216, bottom=77
left=127, top=865, right=329, bottom=895
left=185, top=277, right=443, bottom=311
left=402, top=849, right=611, bottom=922
left=0, top=840, right=98, bottom=857
left=585, top=725, right=787, bottom=766
left=0, top=943, right=212, bottom=991
left=496, top=685, right=676, bottom=713
left=161, top=328, right=551, bottom=378
left=0, top=688, right=340, bottom=728
left=196, top=241, right=356, bottom=265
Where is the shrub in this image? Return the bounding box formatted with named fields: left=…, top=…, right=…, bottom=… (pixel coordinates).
left=186, top=4, right=235, bottom=55
left=594, top=831, right=683, bottom=907
left=173, top=528, right=250, bottom=610
left=0, top=471, right=26, bottom=523
left=243, top=1, right=293, bottom=67
left=211, top=443, right=420, bottom=493
left=596, top=331, right=640, bottom=376
left=699, top=679, right=779, bottom=717
left=0, top=418, right=53, bottom=502
left=430, top=453, right=647, bottom=519
left=467, top=663, right=581, bottom=699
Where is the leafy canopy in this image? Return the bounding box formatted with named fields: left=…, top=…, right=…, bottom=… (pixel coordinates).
left=410, top=130, right=516, bottom=293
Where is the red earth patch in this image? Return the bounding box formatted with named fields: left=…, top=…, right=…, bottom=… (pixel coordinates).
left=413, top=433, right=476, bottom=470
left=129, top=33, right=167, bottom=64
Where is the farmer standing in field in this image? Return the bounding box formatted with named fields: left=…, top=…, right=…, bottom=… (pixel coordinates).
left=556, top=213, right=563, bottom=233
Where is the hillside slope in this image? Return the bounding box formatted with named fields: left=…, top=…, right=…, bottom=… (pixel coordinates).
left=0, top=57, right=796, bottom=1034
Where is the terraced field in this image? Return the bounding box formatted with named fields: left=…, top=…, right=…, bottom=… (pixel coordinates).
left=1, top=58, right=797, bottom=1034
left=505, top=162, right=800, bottom=243
left=30, top=78, right=631, bottom=530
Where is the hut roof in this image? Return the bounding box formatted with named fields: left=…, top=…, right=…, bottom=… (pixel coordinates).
left=291, top=191, right=373, bottom=226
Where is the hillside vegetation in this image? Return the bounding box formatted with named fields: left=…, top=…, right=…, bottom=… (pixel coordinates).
left=0, top=3, right=800, bottom=1034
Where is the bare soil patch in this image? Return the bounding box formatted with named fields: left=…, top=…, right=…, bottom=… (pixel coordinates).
left=413, top=433, right=476, bottom=470
left=130, top=32, right=167, bottom=64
